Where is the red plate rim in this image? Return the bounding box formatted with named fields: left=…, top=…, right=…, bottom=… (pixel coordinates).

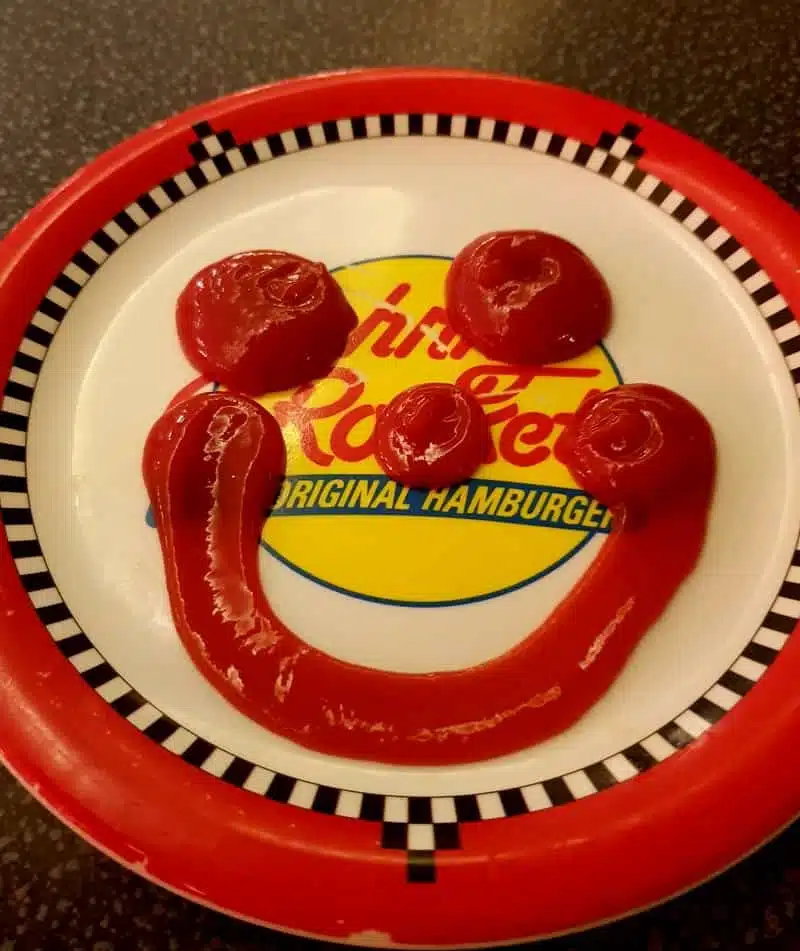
left=0, top=67, right=799, bottom=947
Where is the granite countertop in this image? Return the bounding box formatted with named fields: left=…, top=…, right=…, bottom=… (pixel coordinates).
left=0, top=0, right=798, bottom=948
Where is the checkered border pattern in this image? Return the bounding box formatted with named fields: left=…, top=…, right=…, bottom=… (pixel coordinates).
left=2, top=116, right=798, bottom=883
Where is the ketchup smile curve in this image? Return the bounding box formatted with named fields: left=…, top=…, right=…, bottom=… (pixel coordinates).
left=445, top=230, right=612, bottom=366
left=143, top=383, right=715, bottom=766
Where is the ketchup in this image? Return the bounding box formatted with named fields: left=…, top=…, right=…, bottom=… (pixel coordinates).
left=559, top=384, right=715, bottom=521
left=374, top=383, right=489, bottom=488
left=143, top=384, right=715, bottom=766
left=176, top=251, right=358, bottom=396
left=445, top=230, right=612, bottom=365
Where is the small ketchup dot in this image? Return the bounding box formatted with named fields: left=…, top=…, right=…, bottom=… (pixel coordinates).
left=375, top=383, right=489, bottom=489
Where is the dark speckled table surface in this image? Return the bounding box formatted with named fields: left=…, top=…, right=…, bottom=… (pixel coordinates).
left=0, top=0, right=798, bottom=948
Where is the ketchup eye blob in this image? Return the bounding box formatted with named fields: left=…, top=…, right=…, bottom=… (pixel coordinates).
left=374, top=383, right=490, bottom=489
left=445, top=230, right=612, bottom=366
left=177, top=250, right=358, bottom=396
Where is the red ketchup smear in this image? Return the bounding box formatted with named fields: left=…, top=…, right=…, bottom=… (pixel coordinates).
left=176, top=251, right=358, bottom=396
left=143, top=384, right=715, bottom=766
left=445, top=230, right=612, bottom=365
left=374, top=382, right=489, bottom=488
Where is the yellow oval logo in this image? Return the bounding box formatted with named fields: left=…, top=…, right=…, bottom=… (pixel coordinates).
left=255, top=255, right=621, bottom=606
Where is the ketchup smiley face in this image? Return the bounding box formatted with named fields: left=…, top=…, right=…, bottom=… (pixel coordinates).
left=445, top=230, right=612, bottom=366
left=375, top=383, right=490, bottom=488
left=177, top=250, right=358, bottom=396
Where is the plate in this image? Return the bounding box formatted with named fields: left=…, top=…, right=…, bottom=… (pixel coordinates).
left=0, top=68, right=798, bottom=948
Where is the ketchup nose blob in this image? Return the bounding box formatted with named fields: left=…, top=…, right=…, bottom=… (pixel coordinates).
left=402, top=390, right=453, bottom=443
left=375, top=382, right=489, bottom=489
